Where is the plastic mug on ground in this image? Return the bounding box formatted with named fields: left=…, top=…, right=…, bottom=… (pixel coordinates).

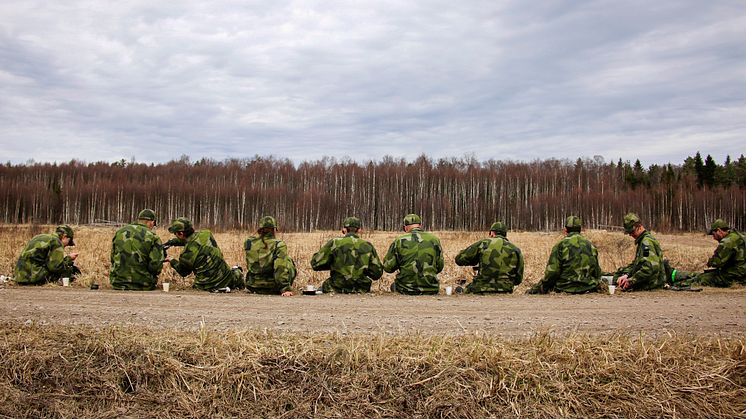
left=445, top=286, right=453, bottom=296
left=62, top=277, right=70, bottom=287
left=306, top=285, right=315, bottom=292
left=608, top=285, right=616, bottom=295
left=163, top=282, right=170, bottom=292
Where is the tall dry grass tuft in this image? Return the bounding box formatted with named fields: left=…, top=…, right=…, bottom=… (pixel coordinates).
left=1, top=225, right=716, bottom=292
left=0, top=322, right=744, bottom=417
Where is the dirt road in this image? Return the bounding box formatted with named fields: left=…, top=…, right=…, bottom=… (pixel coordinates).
left=1, top=287, right=744, bottom=337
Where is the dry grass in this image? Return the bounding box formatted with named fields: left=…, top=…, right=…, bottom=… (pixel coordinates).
left=0, top=322, right=743, bottom=418
left=0, top=225, right=717, bottom=293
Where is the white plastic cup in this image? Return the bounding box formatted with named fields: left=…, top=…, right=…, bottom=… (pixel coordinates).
left=306, top=284, right=315, bottom=292
left=163, top=282, right=170, bottom=292
left=445, top=286, right=453, bottom=296
left=62, top=277, right=70, bottom=287
left=608, top=285, right=616, bottom=295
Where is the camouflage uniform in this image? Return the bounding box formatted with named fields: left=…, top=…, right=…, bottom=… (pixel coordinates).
left=14, top=225, right=77, bottom=285
left=693, top=220, right=746, bottom=287
left=311, top=217, right=384, bottom=293
left=109, top=209, right=164, bottom=290
left=530, top=217, right=601, bottom=294
left=455, top=221, right=524, bottom=293
left=244, top=216, right=296, bottom=294
left=613, top=214, right=666, bottom=291
left=167, top=218, right=244, bottom=291
left=383, top=214, right=444, bottom=295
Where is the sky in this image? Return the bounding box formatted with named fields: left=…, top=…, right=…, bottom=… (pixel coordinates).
left=1, top=0, right=745, bottom=166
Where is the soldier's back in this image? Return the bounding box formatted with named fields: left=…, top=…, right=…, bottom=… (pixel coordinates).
left=110, top=223, right=161, bottom=290
left=14, top=234, right=62, bottom=285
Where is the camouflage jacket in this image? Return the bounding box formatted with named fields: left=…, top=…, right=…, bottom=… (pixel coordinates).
left=109, top=222, right=164, bottom=290
left=536, top=232, right=601, bottom=293
left=311, top=232, right=384, bottom=293
left=707, top=230, right=746, bottom=281
left=14, top=234, right=75, bottom=285
left=455, top=235, right=524, bottom=293
left=244, top=233, right=296, bottom=293
left=615, top=230, right=666, bottom=290
left=169, top=230, right=237, bottom=291
left=383, top=228, right=444, bottom=295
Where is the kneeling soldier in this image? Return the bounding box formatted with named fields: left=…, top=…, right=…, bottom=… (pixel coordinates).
left=15, top=225, right=80, bottom=285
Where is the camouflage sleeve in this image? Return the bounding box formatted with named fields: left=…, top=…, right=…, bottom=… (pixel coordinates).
left=169, top=240, right=197, bottom=277
left=455, top=240, right=483, bottom=267
left=591, top=244, right=602, bottom=280
left=45, top=241, right=67, bottom=274
left=434, top=238, right=444, bottom=274
left=541, top=242, right=563, bottom=289
left=310, top=239, right=334, bottom=271
left=514, top=248, right=525, bottom=286
left=273, top=241, right=295, bottom=292
left=365, top=245, right=384, bottom=280
left=627, top=239, right=660, bottom=285
left=382, top=240, right=400, bottom=273
left=707, top=240, right=733, bottom=268
left=148, top=235, right=165, bottom=276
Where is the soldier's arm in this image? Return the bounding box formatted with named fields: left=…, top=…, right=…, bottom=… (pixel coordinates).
left=707, top=240, right=733, bottom=268
left=365, top=245, right=384, bottom=280
left=626, top=240, right=659, bottom=286
left=148, top=236, right=165, bottom=276
left=540, top=242, right=563, bottom=289
left=591, top=245, right=602, bottom=280
left=169, top=239, right=197, bottom=277
left=46, top=242, right=67, bottom=274
left=514, top=248, right=525, bottom=286
left=434, top=238, right=445, bottom=273
left=382, top=240, right=399, bottom=273
left=455, top=241, right=482, bottom=267
left=272, top=242, right=295, bottom=292
left=310, top=240, right=334, bottom=271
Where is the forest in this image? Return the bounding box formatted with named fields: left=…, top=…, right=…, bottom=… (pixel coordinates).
left=1, top=152, right=744, bottom=232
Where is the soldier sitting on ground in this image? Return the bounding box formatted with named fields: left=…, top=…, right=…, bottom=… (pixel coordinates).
left=455, top=221, right=524, bottom=294
left=244, top=216, right=297, bottom=296
left=109, top=209, right=164, bottom=290
left=612, top=213, right=666, bottom=291
left=383, top=213, right=444, bottom=295
left=14, top=224, right=80, bottom=285
left=165, top=217, right=245, bottom=292
left=527, top=216, right=602, bottom=294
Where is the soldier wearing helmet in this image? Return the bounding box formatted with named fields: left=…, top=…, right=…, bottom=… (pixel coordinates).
left=109, top=208, right=164, bottom=290
left=14, top=224, right=80, bottom=285
left=455, top=221, right=524, bottom=293
left=244, top=216, right=297, bottom=296
left=613, top=213, right=666, bottom=291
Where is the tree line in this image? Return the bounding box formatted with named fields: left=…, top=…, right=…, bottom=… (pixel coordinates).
left=1, top=153, right=744, bottom=232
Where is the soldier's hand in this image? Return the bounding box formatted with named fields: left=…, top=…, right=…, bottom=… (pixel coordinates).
left=618, top=275, right=630, bottom=290
left=69, top=253, right=79, bottom=261
left=281, top=291, right=293, bottom=297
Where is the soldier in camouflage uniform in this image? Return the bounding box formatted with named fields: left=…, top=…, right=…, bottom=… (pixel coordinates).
left=165, top=217, right=245, bottom=292
left=383, top=214, right=444, bottom=295
left=244, top=216, right=296, bottom=296
left=527, top=216, right=601, bottom=294
left=109, top=209, right=164, bottom=290
left=311, top=217, right=383, bottom=293
left=613, top=213, right=666, bottom=291
left=14, top=225, right=80, bottom=285
left=455, top=221, right=524, bottom=293
left=684, top=219, right=746, bottom=287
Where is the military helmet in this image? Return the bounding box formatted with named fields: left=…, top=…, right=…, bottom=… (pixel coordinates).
left=565, top=215, right=582, bottom=231
left=489, top=221, right=508, bottom=236
left=259, top=216, right=277, bottom=229
left=138, top=208, right=157, bottom=221
left=403, top=213, right=422, bottom=226
left=623, top=213, right=641, bottom=233
left=707, top=219, right=729, bottom=235
left=55, top=224, right=75, bottom=246
left=168, top=217, right=193, bottom=234
left=343, top=216, right=362, bottom=229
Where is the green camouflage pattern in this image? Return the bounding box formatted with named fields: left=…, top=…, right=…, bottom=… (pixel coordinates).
left=695, top=229, right=746, bottom=287
left=169, top=230, right=244, bottom=291
left=55, top=225, right=75, bottom=246
left=455, top=236, right=524, bottom=293
left=138, top=209, right=156, bottom=221
left=531, top=232, right=601, bottom=293
left=109, top=222, right=165, bottom=290
left=489, top=221, right=508, bottom=236
left=259, top=216, right=278, bottom=229
left=244, top=233, right=296, bottom=294
left=311, top=232, right=383, bottom=293
left=14, top=233, right=75, bottom=285
left=614, top=230, right=666, bottom=290
left=168, top=217, right=193, bottom=234
left=565, top=216, right=582, bottom=230
left=383, top=228, right=444, bottom=295
left=343, top=217, right=362, bottom=229
left=623, top=213, right=641, bottom=233
left=707, top=219, right=730, bottom=234
left=403, top=213, right=422, bottom=226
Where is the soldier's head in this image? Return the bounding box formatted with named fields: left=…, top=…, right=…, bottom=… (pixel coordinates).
left=564, top=216, right=582, bottom=234
left=707, top=219, right=730, bottom=241
left=55, top=225, right=75, bottom=247
left=489, top=221, right=508, bottom=238
left=403, top=213, right=422, bottom=232
left=623, top=213, right=643, bottom=237
left=168, top=217, right=194, bottom=238
left=138, top=208, right=157, bottom=229
left=258, top=216, right=277, bottom=235
left=342, top=216, right=362, bottom=234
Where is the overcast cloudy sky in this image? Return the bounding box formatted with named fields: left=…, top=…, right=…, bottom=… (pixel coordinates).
left=1, top=1, right=744, bottom=166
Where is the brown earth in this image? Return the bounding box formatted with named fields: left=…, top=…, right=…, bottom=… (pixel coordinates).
left=2, top=286, right=744, bottom=338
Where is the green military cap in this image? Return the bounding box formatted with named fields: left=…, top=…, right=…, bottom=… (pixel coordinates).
left=489, top=221, right=508, bottom=236
left=259, top=216, right=277, bottom=229
left=343, top=216, right=362, bottom=229
left=623, top=213, right=641, bottom=233
left=565, top=216, right=582, bottom=230
left=168, top=217, right=193, bottom=233
left=403, top=213, right=422, bottom=226
left=138, top=208, right=157, bottom=221
left=707, top=219, right=729, bottom=234
left=55, top=224, right=75, bottom=246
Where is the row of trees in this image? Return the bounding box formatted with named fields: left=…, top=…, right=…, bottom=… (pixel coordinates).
left=1, top=153, right=744, bottom=232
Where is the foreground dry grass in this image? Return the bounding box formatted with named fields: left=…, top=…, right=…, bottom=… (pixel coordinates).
left=1, top=322, right=744, bottom=418
left=0, top=224, right=718, bottom=293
